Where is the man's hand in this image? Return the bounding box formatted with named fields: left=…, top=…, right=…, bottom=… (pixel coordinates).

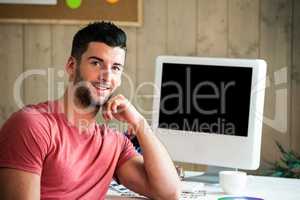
left=102, top=94, right=144, bottom=131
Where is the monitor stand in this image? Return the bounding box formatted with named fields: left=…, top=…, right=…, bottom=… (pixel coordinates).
left=182, top=166, right=237, bottom=185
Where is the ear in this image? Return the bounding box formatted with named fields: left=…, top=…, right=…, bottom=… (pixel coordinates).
left=65, top=56, right=77, bottom=82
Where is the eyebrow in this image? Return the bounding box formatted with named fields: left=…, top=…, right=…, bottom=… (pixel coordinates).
left=88, top=56, right=124, bottom=67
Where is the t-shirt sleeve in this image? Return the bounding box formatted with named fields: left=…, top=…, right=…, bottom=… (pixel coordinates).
left=113, top=133, right=140, bottom=183
left=0, top=109, right=51, bottom=175
left=116, top=134, right=140, bottom=170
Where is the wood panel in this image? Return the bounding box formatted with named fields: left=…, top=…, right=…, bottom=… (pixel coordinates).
left=167, top=0, right=197, bottom=56
left=23, top=25, right=52, bottom=105
left=291, top=0, right=300, bottom=154
left=197, top=0, right=228, bottom=57
left=0, top=24, right=23, bottom=125
left=117, top=27, right=137, bottom=103
left=260, top=0, right=293, bottom=165
left=228, top=0, right=260, bottom=58
left=51, top=24, right=80, bottom=99
left=136, top=0, right=167, bottom=121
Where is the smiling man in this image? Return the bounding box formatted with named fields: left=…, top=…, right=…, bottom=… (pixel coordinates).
left=0, top=22, right=180, bottom=200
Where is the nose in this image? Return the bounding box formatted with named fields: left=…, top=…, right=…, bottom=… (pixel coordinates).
left=98, top=66, right=112, bottom=82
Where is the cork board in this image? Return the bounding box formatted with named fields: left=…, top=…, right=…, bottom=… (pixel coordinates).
left=0, top=0, right=143, bottom=26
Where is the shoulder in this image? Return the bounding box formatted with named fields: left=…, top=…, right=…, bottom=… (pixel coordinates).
left=0, top=103, right=54, bottom=175
left=0, top=102, right=54, bottom=141
left=9, top=103, right=50, bottom=127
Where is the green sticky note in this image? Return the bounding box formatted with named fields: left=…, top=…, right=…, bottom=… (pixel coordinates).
left=66, top=0, right=81, bottom=9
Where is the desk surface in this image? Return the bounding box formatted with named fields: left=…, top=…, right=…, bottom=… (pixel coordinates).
left=106, top=175, right=300, bottom=200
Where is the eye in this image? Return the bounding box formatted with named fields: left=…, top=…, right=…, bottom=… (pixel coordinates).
left=91, top=61, right=99, bottom=66
left=91, top=60, right=102, bottom=67
left=112, top=65, right=122, bottom=72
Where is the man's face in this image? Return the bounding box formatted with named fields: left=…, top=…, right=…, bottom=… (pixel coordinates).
left=72, top=42, right=125, bottom=107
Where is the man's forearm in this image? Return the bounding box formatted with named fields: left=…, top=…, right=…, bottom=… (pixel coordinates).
left=134, top=118, right=181, bottom=199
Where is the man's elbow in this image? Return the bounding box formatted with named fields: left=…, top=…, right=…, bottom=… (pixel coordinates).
left=166, top=186, right=181, bottom=200
left=153, top=184, right=181, bottom=200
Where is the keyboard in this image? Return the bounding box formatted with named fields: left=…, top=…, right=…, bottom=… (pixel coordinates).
left=108, top=181, right=206, bottom=200
left=181, top=181, right=205, bottom=193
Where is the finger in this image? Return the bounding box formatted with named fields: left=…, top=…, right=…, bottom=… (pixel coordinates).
left=118, top=94, right=126, bottom=100
left=118, top=98, right=130, bottom=114
left=111, top=99, right=119, bottom=114
left=106, top=99, right=115, bottom=120
left=104, top=95, right=127, bottom=121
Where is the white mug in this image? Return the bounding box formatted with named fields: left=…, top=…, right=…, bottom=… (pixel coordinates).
left=219, top=171, right=248, bottom=195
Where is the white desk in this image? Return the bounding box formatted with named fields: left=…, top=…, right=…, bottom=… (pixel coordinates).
left=106, top=174, right=300, bottom=200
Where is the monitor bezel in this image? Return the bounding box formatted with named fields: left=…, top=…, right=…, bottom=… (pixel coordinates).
left=152, top=56, right=267, bottom=170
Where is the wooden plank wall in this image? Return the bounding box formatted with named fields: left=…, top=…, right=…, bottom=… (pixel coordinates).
left=197, top=0, right=227, bottom=57
left=0, top=0, right=299, bottom=171
left=260, top=0, right=293, bottom=165
left=291, top=0, right=300, bottom=153
left=0, top=25, right=23, bottom=125
left=229, top=0, right=260, bottom=58
left=135, top=0, right=167, bottom=122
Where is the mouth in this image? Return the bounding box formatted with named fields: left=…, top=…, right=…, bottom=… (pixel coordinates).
left=92, top=82, right=111, bottom=93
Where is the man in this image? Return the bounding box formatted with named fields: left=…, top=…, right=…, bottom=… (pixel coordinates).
left=0, top=22, right=180, bottom=200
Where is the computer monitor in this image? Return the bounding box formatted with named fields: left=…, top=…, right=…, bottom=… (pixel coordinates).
left=152, top=56, right=267, bottom=170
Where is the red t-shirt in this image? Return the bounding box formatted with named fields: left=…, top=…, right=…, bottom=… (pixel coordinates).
left=0, top=101, right=138, bottom=200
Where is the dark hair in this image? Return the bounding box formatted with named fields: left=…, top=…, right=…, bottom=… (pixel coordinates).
left=71, top=21, right=127, bottom=62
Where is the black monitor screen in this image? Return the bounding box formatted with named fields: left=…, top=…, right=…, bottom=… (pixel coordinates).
left=158, top=63, right=253, bottom=137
